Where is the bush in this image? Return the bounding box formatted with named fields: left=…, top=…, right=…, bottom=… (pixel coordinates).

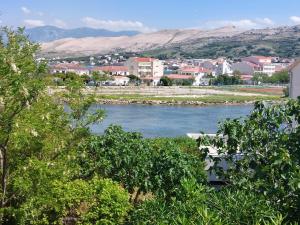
left=128, top=179, right=282, bottom=225
left=199, top=99, right=300, bottom=223
left=78, top=125, right=206, bottom=202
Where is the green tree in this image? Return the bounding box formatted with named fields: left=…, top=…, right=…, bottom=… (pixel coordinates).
left=0, top=27, right=47, bottom=210
left=12, top=160, right=130, bottom=224
left=91, top=71, right=112, bottom=87
left=199, top=99, right=300, bottom=223
left=129, top=179, right=282, bottom=225
left=159, top=76, right=173, bottom=86
left=0, top=28, right=106, bottom=223
left=78, top=125, right=206, bottom=203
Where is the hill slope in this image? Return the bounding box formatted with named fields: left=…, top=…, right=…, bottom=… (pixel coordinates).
left=40, top=26, right=300, bottom=58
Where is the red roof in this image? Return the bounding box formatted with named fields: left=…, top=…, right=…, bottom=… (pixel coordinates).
left=179, top=67, right=211, bottom=74
left=93, top=66, right=128, bottom=72
left=167, top=74, right=194, bottom=80
left=134, top=57, right=156, bottom=63
left=253, top=56, right=273, bottom=60
left=241, top=61, right=262, bottom=69
left=240, top=75, right=253, bottom=81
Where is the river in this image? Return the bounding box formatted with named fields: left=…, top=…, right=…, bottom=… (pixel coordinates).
left=89, top=104, right=253, bottom=137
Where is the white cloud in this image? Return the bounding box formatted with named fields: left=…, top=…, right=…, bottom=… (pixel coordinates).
left=21, top=6, right=31, bottom=14
left=54, top=19, right=67, bottom=28
left=202, top=18, right=275, bottom=29
left=37, top=12, right=44, bottom=16
left=256, top=18, right=275, bottom=26
left=81, top=17, right=156, bottom=32
left=290, top=16, right=300, bottom=24
left=24, top=19, right=45, bottom=28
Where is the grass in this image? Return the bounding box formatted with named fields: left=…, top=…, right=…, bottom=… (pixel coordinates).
left=94, top=94, right=283, bottom=104
left=189, top=85, right=285, bottom=96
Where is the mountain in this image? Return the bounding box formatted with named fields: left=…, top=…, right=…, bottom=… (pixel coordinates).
left=40, top=25, right=300, bottom=58
left=25, top=26, right=140, bottom=42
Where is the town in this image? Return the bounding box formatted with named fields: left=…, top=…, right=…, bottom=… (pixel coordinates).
left=47, top=54, right=293, bottom=87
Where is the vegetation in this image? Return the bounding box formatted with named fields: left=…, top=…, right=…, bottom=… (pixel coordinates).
left=211, top=74, right=242, bottom=85
left=1, top=28, right=300, bottom=224
left=252, top=71, right=289, bottom=84
left=199, top=99, right=300, bottom=223
left=159, top=76, right=173, bottom=86
left=94, top=93, right=282, bottom=104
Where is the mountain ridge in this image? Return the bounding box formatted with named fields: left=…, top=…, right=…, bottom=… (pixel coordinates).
left=25, top=25, right=140, bottom=42
left=40, top=25, right=300, bottom=58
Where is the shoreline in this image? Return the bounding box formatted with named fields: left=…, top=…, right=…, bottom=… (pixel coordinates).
left=94, top=98, right=282, bottom=106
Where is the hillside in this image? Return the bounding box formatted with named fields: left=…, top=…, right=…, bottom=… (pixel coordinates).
left=40, top=25, right=300, bottom=58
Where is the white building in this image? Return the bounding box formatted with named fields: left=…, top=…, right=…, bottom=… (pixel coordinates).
left=50, top=63, right=90, bottom=75
left=111, top=76, right=130, bottom=86
left=93, top=66, right=129, bottom=76
left=178, top=67, right=211, bottom=86
left=216, top=60, right=233, bottom=75
left=125, top=57, right=164, bottom=85
left=241, top=56, right=276, bottom=76
left=289, top=60, right=300, bottom=99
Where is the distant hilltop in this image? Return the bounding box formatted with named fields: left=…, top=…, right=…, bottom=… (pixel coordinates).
left=25, top=25, right=140, bottom=42
left=39, top=25, right=300, bottom=59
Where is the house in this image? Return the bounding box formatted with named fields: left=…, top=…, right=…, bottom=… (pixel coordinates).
left=242, top=56, right=272, bottom=65
left=50, top=63, right=89, bottom=75
left=289, top=60, right=300, bottom=99
left=125, top=57, right=164, bottom=85
left=178, top=67, right=211, bottom=85
left=111, top=76, right=130, bottom=86
left=240, top=75, right=254, bottom=85
left=232, top=61, right=262, bottom=75
left=178, top=67, right=211, bottom=76
left=216, top=60, right=233, bottom=75
left=242, top=56, right=276, bottom=76
left=93, top=66, right=129, bottom=76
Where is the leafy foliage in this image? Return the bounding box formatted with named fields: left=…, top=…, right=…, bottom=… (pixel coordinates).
left=129, top=179, right=282, bottom=225
left=159, top=76, right=173, bottom=86
left=211, top=74, right=242, bottom=85
left=13, top=160, right=130, bottom=225
left=78, top=125, right=206, bottom=201
left=252, top=71, right=289, bottom=84
left=199, top=99, right=300, bottom=223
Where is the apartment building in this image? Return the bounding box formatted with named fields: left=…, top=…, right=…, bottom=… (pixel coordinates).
left=125, top=57, right=164, bottom=85
left=289, top=60, right=300, bottom=99
left=50, top=63, right=89, bottom=75
left=241, top=56, right=275, bottom=76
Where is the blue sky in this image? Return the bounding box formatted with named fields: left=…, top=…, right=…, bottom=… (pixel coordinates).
left=1, top=0, right=300, bottom=31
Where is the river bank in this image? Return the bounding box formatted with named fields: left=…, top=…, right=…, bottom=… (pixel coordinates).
left=49, top=86, right=284, bottom=106
left=94, top=94, right=283, bottom=106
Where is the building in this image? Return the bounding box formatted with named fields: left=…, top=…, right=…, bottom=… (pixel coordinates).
left=125, top=57, right=164, bottom=85
left=50, top=63, right=89, bottom=75
left=178, top=67, right=211, bottom=85
left=93, top=66, right=129, bottom=76
left=242, top=56, right=276, bottom=76
left=232, top=61, right=262, bottom=75
left=216, top=60, right=233, bottom=75
left=242, top=56, right=272, bottom=65
left=178, top=66, right=211, bottom=76
left=289, top=60, right=300, bottom=99
left=111, top=76, right=130, bottom=86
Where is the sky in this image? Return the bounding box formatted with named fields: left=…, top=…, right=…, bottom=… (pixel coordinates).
left=1, top=0, right=300, bottom=32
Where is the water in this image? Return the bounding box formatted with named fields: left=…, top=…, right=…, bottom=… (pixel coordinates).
left=89, top=104, right=253, bottom=137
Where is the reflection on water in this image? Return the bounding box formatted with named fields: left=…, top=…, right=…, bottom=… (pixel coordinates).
left=89, top=104, right=253, bottom=138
